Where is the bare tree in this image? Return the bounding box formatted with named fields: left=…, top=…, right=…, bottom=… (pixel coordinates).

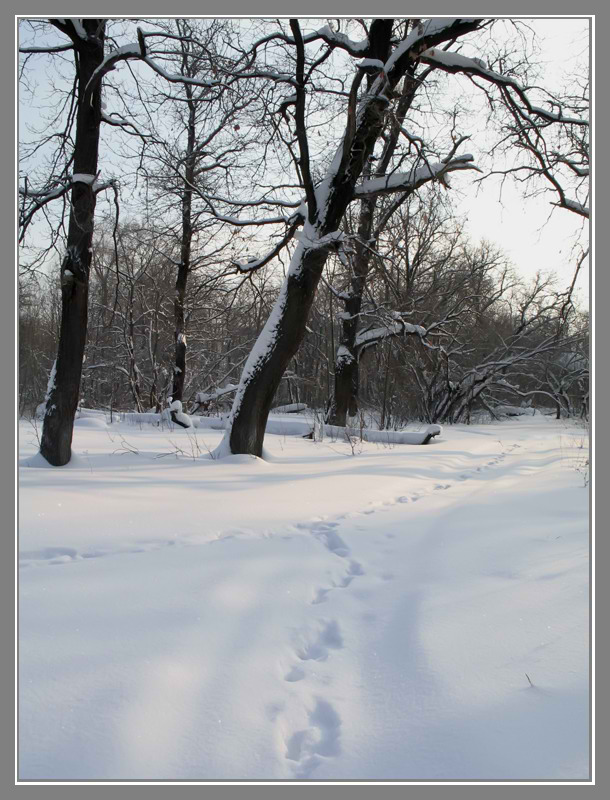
left=215, top=17, right=487, bottom=456
left=19, top=20, right=111, bottom=465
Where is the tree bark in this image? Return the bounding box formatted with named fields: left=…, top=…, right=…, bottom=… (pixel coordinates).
left=40, top=21, right=105, bottom=466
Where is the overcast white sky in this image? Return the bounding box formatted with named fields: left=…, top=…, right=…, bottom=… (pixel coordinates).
left=452, top=18, right=590, bottom=303
left=18, top=17, right=590, bottom=304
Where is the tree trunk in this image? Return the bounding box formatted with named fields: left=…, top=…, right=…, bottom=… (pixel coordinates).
left=170, top=87, right=196, bottom=422
left=327, top=196, right=374, bottom=426
left=40, top=22, right=105, bottom=466
left=227, top=245, right=329, bottom=456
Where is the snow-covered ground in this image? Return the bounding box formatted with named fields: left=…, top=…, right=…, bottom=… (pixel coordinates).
left=18, top=413, right=590, bottom=781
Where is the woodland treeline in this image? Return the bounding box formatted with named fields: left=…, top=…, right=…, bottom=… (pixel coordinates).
left=18, top=18, right=589, bottom=463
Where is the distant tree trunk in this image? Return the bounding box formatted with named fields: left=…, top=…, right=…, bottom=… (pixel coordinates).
left=40, top=21, right=105, bottom=466
left=170, top=85, right=196, bottom=423
left=327, top=196, right=374, bottom=426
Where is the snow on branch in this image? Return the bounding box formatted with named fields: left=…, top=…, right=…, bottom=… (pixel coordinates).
left=354, top=154, right=480, bottom=198
left=384, top=19, right=482, bottom=75
left=420, top=47, right=589, bottom=127
left=306, top=24, right=370, bottom=56
left=19, top=42, right=74, bottom=54
left=68, top=18, right=88, bottom=40
left=556, top=198, right=589, bottom=217
left=85, top=30, right=223, bottom=99
left=72, top=173, right=97, bottom=185
left=19, top=181, right=71, bottom=201
left=101, top=111, right=162, bottom=144
left=203, top=193, right=304, bottom=211
left=249, top=24, right=370, bottom=59
left=85, top=42, right=145, bottom=96
left=355, top=319, right=427, bottom=352
left=19, top=180, right=72, bottom=240
left=293, top=228, right=346, bottom=250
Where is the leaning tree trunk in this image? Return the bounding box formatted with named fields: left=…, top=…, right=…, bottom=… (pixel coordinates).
left=40, top=22, right=105, bottom=466
left=227, top=245, right=330, bottom=456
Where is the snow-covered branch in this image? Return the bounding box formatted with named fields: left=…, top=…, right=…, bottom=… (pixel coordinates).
left=248, top=23, right=370, bottom=60
left=85, top=31, right=223, bottom=100
left=355, top=318, right=427, bottom=354
left=19, top=43, right=74, bottom=53
left=354, top=154, right=481, bottom=198
left=19, top=180, right=72, bottom=241
left=420, top=47, right=589, bottom=127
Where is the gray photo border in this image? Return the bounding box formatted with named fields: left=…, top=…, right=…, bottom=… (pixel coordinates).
left=5, top=0, right=602, bottom=798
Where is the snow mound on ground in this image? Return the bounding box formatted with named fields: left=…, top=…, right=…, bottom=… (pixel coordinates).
left=20, top=451, right=93, bottom=469
left=74, top=416, right=108, bottom=428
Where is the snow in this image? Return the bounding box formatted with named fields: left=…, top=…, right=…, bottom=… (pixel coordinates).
left=194, top=385, right=237, bottom=405
left=562, top=198, right=590, bottom=217
left=355, top=156, right=476, bottom=198
left=420, top=48, right=588, bottom=128
left=420, top=47, right=495, bottom=75
left=72, top=173, right=96, bottom=185
left=358, top=58, right=384, bottom=69
left=384, top=19, right=479, bottom=74
left=18, top=415, right=589, bottom=780
left=271, top=403, right=308, bottom=414
left=68, top=18, right=87, bottom=40
left=41, top=360, right=57, bottom=417
left=355, top=321, right=426, bottom=349
left=166, top=400, right=192, bottom=429
left=336, top=345, right=355, bottom=365
left=294, top=229, right=345, bottom=249
left=313, top=25, right=369, bottom=55
left=214, top=279, right=291, bottom=456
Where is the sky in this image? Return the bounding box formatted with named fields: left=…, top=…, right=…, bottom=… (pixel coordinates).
left=452, top=18, right=590, bottom=303
left=18, top=17, right=591, bottom=305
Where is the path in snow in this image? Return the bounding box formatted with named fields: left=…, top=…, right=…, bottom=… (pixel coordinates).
left=18, top=438, right=521, bottom=570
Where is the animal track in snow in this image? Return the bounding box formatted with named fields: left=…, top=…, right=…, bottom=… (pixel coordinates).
left=284, top=665, right=306, bottom=682
left=19, top=546, right=79, bottom=566
left=19, top=538, right=180, bottom=568
left=310, top=560, right=365, bottom=605
left=296, top=619, right=343, bottom=662
left=350, top=442, right=522, bottom=517
left=285, top=698, right=342, bottom=778
left=296, top=520, right=350, bottom=558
